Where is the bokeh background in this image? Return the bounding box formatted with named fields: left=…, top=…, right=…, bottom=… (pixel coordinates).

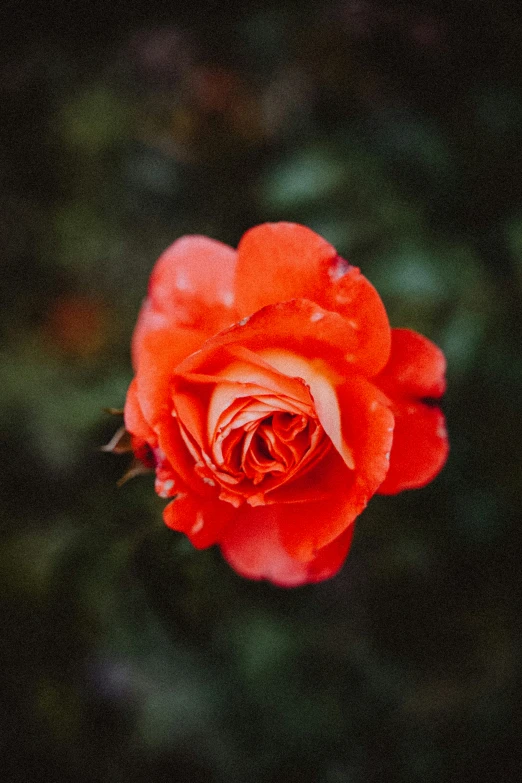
left=1, top=2, right=521, bottom=781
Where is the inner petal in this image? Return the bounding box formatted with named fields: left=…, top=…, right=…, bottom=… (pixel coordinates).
left=272, top=411, right=308, bottom=441
left=242, top=417, right=300, bottom=485
left=213, top=397, right=323, bottom=496
left=258, top=348, right=355, bottom=470
left=206, top=355, right=314, bottom=442
left=211, top=392, right=310, bottom=468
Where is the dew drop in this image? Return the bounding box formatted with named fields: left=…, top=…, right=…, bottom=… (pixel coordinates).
left=176, top=271, right=191, bottom=291
left=191, top=512, right=204, bottom=534
left=157, top=478, right=175, bottom=498
left=328, top=256, right=350, bottom=282
left=222, top=291, right=234, bottom=307
left=437, top=423, right=447, bottom=438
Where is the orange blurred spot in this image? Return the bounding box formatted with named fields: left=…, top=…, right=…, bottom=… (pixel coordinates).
left=190, top=65, right=241, bottom=114
left=44, top=295, right=109, bottom=357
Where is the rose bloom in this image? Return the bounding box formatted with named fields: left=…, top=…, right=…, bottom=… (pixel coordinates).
left=123, top=223, right=448, bottom=586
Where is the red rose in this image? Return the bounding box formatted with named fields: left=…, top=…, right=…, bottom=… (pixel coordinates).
left=124, top=223, right=448, bottom=586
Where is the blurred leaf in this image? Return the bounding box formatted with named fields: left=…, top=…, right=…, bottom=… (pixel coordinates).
left=1, top=339, right=130, bottom=470
left=54, top=201, right=118, bottom=271
left=35, top=678, right=82, bottom=746
left=369, top=242, right=448, bottom=302
left=0, top=521, right=80, bottom=599
left=472, top=86, right=522, bottom=136
left=261, top=147, right=346, bottom=207
left=365, top=109, right=454, bottom=181
left=231, top=612, right=296, bottom=683
left=506, top=211, right=522, bottom=290
left=58, top=85, right=131, bottom=155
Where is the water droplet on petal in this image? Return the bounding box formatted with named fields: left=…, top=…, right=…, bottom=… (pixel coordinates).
left=222, top=291, right=234, bottom=307
left=176, top=271, right=191, bottom=291
left=191, top=512, right=204, bottom=534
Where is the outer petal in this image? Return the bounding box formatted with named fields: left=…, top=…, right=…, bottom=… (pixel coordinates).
left=156, top=416, right=218, bottom=499
left=322, top=267, right=391, bottom=376
left=234, top=223, right=391, bottom=375
left=163, top=493, right=237, bottom=549
left=220, top=504, right=355, bottom=587
left=377, top=404, right=448, bottom=494
left=374, top=328, right=448, bottom=494
left=124, top=377, right=156, bottom=445
left=277, top=376, right=394, bottom=561
left=375, top=328, right=446, bottom=398
left=234, top=223, right=338, bottom=315
left=134, top=327, right=204, bottom=426
left=177, top=298, right=387, bottom=378
left=337, top=376, right=395, bottom=507
left=132, top=235, right=238, bottom=366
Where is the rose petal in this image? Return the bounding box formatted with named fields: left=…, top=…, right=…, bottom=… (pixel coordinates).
left=323, top=267, right=391, bottom=376
left=374, top=328, right=448, bottom=493
left=181, top=298, right=387, bottom=377
left=171, top=344, right=313, bottom=454
left=234, top=222, right=338, bottom=315
left=305, top=525, right=356, bottom=583
left=124, top=377, right=156, bottom=445
left=150, top=235, right=237, bottom=311
left=279, top=482, right=360, bottom=569
left=377, top=403, right=449, bottom=494
left=132, top=235, right=238, bottom=365
left=156, top=417, right=218, bottom=499
left=258, top=348, right=355, bottom=470
left=220, top=504, right=356, bottom=587
left=336, top=375, right=395, bottom=507
left=176, top=345, right=312, bottom=403
left=135, top=327, right=205, bottom=426
left=234, top=223, right=391, bottom=375
left=262, top=445, right=351, bottom=506
left=163, top=493, right=236, bottom=549
left=375, top=328, right=446, bottom=399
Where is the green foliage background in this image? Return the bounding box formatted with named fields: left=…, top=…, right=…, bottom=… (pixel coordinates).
left=1, top=2, right=521, bottom=781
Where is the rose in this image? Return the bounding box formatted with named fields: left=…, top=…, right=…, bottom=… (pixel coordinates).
left=123, top=223, right=448, bottom=586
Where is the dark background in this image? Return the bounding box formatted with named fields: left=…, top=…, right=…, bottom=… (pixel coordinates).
left=1, top=2, right=521, bottom=781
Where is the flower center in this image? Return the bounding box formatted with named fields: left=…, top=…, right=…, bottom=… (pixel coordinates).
left=233, top=412, right=313, bottom=485
left=205, top=397, right=329, bottom=503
